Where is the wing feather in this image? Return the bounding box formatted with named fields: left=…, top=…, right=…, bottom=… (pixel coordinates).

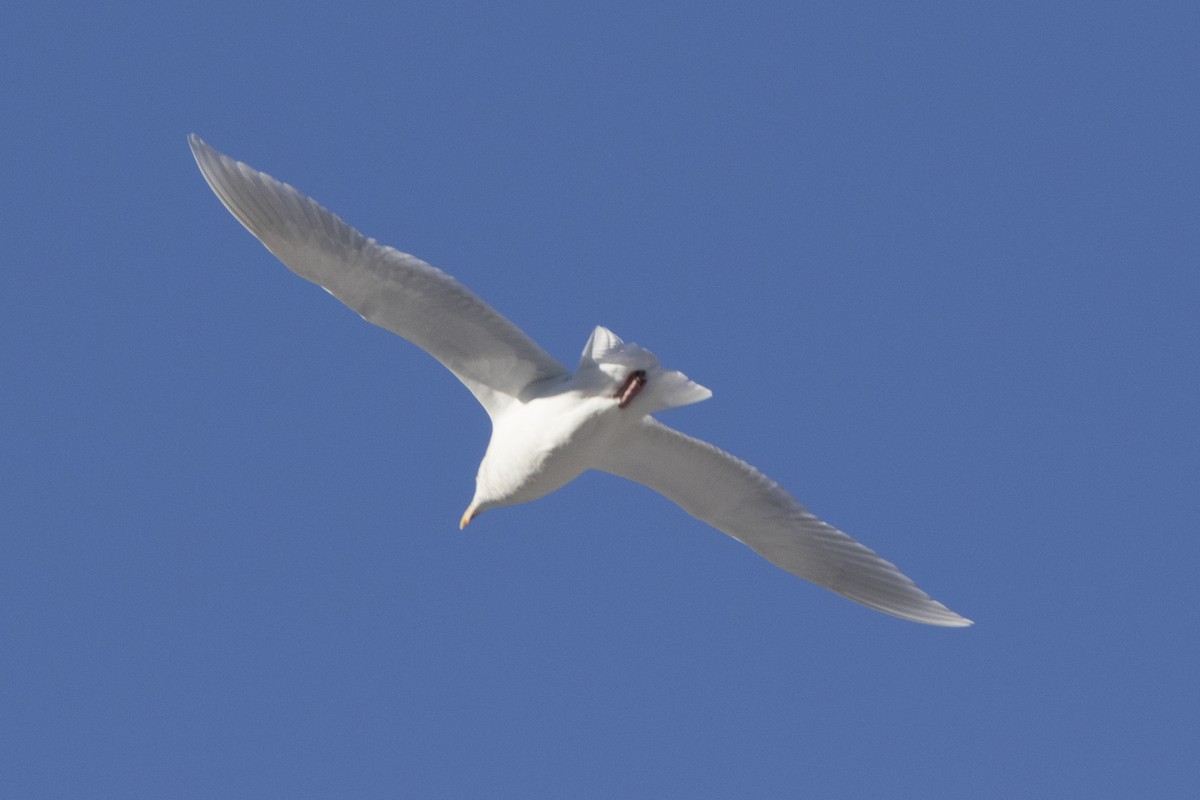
left=596, top=418, right=972, bottom=627
left=189, top=135, right=567, bottom=415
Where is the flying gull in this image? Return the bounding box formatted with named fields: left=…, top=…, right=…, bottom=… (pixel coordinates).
left=189, top=135, right=971, bottom=627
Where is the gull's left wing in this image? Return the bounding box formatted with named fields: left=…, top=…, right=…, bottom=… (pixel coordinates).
left=596, top=417, right=972, bottom=627
left=190, top=135, right=567, bottom=417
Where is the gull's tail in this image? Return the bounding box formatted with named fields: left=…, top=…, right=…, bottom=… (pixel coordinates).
left=579, top=325, right=712, bottom=414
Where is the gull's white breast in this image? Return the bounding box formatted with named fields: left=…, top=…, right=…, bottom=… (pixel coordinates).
left=472, top=381, right=624, bottom=510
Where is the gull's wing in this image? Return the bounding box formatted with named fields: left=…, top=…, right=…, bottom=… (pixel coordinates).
left=189, top=135, right=567, bottom=416
left=596, top=417, right=972, bottom=627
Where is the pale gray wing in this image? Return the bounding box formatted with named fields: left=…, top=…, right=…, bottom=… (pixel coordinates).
left=189, top=134, right=567, bottom=416
left=596, top=417, right=972, bottom=627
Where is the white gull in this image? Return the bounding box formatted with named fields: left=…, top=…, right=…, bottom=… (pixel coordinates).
left=189, top=135, right=971, bottom=628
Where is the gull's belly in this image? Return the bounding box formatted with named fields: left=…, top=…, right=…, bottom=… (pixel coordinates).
left=477, top=392, right=622, bottom=507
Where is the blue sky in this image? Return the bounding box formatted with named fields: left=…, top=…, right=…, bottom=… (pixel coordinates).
left=3, top=2, right=1198, bottom=797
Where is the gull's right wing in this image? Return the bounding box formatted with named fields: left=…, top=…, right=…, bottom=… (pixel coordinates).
left=190, top=135, right=568, bottom=417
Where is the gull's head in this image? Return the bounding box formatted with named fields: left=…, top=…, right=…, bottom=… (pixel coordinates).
left=459, top=502, right=480, bottom=530
left=460, top=496, right=504, bottom=528
left=459, top=492, right=499, bottom=529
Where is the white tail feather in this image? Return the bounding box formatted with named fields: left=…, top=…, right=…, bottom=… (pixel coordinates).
left=578, top=326, right=712, bottom=414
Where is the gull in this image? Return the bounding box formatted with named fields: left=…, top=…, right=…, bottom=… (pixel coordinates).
left=189, top=134, right=972, bottom=627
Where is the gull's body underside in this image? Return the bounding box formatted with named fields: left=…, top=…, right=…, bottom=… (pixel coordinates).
left=190, top=134, right=972, bottom=627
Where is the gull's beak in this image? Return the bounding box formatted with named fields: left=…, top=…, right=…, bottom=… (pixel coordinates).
left=459, top=504, right=477, bottom=530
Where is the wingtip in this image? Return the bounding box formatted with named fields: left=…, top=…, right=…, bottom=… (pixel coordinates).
left=187, top=133, right=218, bottom=173
left=924, top=608, right=974, bottom=628
left=188, top=134, right=231, bottom=172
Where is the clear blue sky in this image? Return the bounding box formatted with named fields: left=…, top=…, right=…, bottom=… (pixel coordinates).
left=3, top=2, right=1197, bottom=797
